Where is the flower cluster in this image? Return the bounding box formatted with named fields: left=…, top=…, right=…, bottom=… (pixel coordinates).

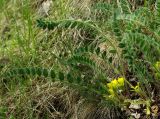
left=107, top=77, right=125, bottom=97
left=154, top=61, right=160, bottom=79
left=155, top=61, right=160, bottom=70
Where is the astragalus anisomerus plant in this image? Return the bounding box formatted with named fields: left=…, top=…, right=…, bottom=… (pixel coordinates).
left=2, top=0, right=160, bottom=118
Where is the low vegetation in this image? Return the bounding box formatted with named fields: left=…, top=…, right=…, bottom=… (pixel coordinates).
left=1, top=0, right=160, bottom=119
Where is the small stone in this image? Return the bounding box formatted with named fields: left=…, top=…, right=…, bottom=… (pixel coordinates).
left=129, top=104, right=141, bottom=109
left=131, top=112, right=141, bottom=119
left=38, top=0, right=53, bottom=17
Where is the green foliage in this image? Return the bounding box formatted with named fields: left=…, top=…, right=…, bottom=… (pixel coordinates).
left=0, top=106, right=7, bottom=119
left=119, top=0, right=131, bottom=14
left=92, top=2, right=112, bottom=11
left=4, top=67, right=55, bottom=79
left=37, top=19, right=98, bottom=33
left=92, top=2, right=113, bottom=20
left=2, top=0, right=160, bottom=118
left=156, top=0, right=160, bottom=18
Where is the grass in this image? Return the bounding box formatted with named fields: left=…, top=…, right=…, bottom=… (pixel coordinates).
left=1, top=0, right=160, bottom=119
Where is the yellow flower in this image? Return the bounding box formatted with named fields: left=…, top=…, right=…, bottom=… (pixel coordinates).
left=111, top=79, right=118, bottom=88
left=146, top=107, right=151, bottom=115
left=117, top=77, right=125, bottom=86
left=107, top=83, right=112, bottom=89
left=155, top=61, right=160, bottom=69
left=108, top=89, right=115, bottom=96
left=146, top=100, right=151, bottom=115
left=107, top=77, right=125, bottom=89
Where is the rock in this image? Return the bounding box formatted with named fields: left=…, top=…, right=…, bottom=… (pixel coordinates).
left=38, top=0, right=53, bottom=17
left=131, top=112, right=141, bottom=119
left=129, top=104, right=141, bottom=109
